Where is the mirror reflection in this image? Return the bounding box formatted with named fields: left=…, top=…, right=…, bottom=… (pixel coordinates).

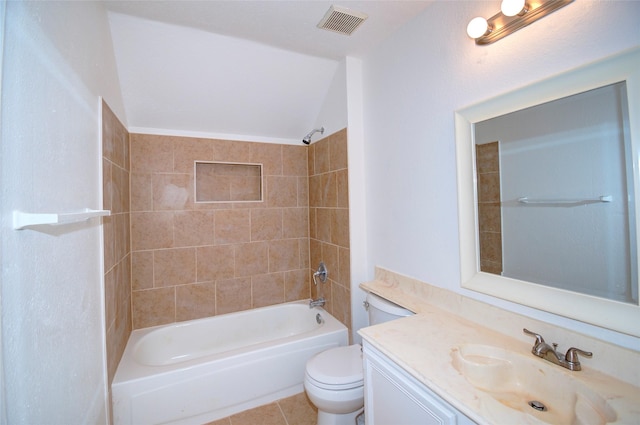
left=474, top=82, right=637, bottom=304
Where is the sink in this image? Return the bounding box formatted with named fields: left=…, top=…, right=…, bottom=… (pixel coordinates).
left=451, top=344, right=617, bottom=425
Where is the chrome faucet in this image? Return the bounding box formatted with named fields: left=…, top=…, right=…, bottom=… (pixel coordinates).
left=309, top=297, right=326, bottom=308
left=309, top=262, right=328, bottom=308
left=523, top=329, right=592, bottom=371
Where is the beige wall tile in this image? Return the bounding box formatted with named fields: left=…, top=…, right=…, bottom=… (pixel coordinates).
left=132, top=287, right=175, bottom=328
left=215, top=209, right=250, bottom=244
left=315, top=208, right=331, bottom=242
left=283, top=145, right=308, bottom=176
left=338, top=247, right=351, bottom=288
left=176, top=282, right=216, bottom=321
left=282, top=208, right=308, bottom=239
left=196, top=245, right=235, bottom=282
left=308, top=175, right=321, bottom=208
left=251, top=142, right=282, bottom=176
left=330, top=208, right=350, bottom=248
left=266, top=176, right=298, bottom=207
left=308, top=208, right=317, bottom=240
left=321, top=173, right=337, bottom=208
left=307, top=144, right=315, bottom=176
left=152, top=173, right=192, bottom=211
left=103, top=159, right=112, bottom=211
left=314, top=138, right=330, bottom=174
left=130, top=134, right=173, bottom=173
left=216, top=277, right=251, bottom=315
left=112, top=165, right=130, bottom=214
left=130, top=173, right=153, bottom=212
left=102, top=101, right=131, bottom=386
left=269, top=239, right=300, bottom=272
left=154, top=248, right=196, bottom=287
left=252, top=273, right=285, bottom=308
left=174, top=137, right=214, bottom=173
left=131, top=212, right=174, bottom=250
left=330, top=283, right=351, bottom=331
left=131, top=251, right=154, bottom=291
left=103, top=215, right=115, bottom=272
left=251, top=208, right=283, bottom=241
left=329, top=129, right=348, bottom=171
left=336, top=169, right=349, bottom=208
left=285, top=269, right=310, bottom=301
left=212, top=139, right=251, bottom=163
left=235, top=242, right=269, bottom=277
left=126, top=132, right=351, bottom=331
left=174, top=210, right=214, bottom=247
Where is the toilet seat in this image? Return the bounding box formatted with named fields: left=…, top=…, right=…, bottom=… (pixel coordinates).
left=305, top=345, right=364, bottom=390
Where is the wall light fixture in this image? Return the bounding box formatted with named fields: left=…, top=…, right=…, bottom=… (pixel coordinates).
left=466, top=0, right=574, bottom=45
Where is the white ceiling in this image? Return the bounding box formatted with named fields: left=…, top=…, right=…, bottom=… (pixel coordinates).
left=103, top=1, right=433, bottom=142
left=104, top=1, right=433, bottom=60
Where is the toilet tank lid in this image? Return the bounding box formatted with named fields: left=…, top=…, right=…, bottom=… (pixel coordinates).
left=366, top=292, right=413, bottom=316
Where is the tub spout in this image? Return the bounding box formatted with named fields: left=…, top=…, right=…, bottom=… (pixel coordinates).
left=309, top=297, right=326, bottom=308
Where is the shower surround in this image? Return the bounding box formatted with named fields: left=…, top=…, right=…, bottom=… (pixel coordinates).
left=127, top=128, right=350, bottom=331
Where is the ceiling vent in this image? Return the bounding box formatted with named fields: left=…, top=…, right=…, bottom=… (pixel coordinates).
left=317, top=5, right=368, bottom=36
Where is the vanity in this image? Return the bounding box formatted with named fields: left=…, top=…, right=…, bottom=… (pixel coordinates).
left=358, top=271, right=640, bottom=424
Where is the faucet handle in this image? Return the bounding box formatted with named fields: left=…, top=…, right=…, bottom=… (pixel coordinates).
left=565, top=347, right=592, bottom=363
left=523, top=328, right=545, bottom=345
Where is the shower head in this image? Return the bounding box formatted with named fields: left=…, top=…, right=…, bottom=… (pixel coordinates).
left=302, top=127, right=325, bottom=145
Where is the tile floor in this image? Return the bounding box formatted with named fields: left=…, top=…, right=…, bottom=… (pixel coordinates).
left=204, top=392, right=317, bottom=425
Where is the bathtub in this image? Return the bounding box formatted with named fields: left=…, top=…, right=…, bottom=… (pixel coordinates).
left=111, top=300, right=348, bottom=425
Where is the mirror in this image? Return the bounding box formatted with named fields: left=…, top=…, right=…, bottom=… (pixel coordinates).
left=455, top=48, right=640, bottom=337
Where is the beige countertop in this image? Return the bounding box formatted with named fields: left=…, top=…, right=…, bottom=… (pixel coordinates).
left=358, top=278, right=640, bottom=424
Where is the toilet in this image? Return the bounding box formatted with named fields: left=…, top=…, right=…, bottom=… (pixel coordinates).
left=304, top=292, right=413, bottom=425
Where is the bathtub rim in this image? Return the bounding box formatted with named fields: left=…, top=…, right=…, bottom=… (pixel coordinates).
left=112, top=299, right=347, bottom=384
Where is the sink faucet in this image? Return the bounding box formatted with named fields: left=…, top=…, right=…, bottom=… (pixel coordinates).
left=523, top=329, right=592, bottom=371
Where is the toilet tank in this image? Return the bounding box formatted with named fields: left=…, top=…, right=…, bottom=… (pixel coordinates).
left=366, top=292, right=413, bottom=326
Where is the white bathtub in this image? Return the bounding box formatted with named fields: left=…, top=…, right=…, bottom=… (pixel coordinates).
left=111, top=300, right=348, bottom=425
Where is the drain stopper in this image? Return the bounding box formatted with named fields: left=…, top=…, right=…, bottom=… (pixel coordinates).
left=528, top=400, right=547, bottom=412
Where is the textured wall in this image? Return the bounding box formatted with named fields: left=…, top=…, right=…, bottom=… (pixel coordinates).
left=129, top=134, right=312, bottom=328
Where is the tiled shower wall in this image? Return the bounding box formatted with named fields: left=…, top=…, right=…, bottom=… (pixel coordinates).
left=128, top=134, right=314, bottom=329
left=101, top=100, right=132, bottom=386
left=308, top=129, right=351, bottom=334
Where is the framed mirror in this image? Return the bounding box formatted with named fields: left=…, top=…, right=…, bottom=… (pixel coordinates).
left=455, top=48, right=640, bottom=337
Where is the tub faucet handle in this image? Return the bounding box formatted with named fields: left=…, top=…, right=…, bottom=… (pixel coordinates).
left=313, top=262, right=328, bottom=284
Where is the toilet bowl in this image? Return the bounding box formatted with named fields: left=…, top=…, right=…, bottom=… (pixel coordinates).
left=304, top=293, right=413, bottom=425
left=304, top=345, right=364, bottom=425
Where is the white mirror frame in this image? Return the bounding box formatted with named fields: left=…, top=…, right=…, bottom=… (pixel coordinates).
left=455, top=48, right=640, bottom=337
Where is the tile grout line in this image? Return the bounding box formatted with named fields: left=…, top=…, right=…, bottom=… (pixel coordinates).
left=275, top=400, right=290, bottom=425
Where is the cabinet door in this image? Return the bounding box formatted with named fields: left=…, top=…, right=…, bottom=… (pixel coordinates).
left=363, top=343, right=471, bottom=425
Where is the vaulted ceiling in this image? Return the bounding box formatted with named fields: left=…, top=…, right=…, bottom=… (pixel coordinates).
left=103, top=1, right=432, bottom=143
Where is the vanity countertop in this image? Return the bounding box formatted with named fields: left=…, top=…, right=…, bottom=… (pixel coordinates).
left=358, top=279, right=640, bottom=424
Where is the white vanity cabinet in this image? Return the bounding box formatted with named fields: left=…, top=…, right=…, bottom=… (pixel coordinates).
left=362, top=341, right=475, bottom=425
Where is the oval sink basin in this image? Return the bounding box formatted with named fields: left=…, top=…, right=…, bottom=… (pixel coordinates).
left=451, top=344, right=617, bottom=425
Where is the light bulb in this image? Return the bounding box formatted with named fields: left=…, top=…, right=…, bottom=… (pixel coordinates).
left=466, top=17, right=489, bottom=39
left=501, top=0, right=527, bottom=16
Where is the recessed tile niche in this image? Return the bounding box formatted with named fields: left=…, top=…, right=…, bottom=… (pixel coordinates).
left=195, top=161, right=263, bottom=203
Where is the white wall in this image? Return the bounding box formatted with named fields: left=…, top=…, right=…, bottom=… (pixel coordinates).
left=361, top=1, right=640, bottom=348
left=1, top=1, right=124, bottom=423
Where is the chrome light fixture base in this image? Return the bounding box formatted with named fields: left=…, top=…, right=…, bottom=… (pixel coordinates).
left=474, top=0, right=574, bottom=45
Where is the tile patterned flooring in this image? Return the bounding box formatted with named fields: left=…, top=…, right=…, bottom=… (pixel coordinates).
left=204, top=392, right=318, bottom=425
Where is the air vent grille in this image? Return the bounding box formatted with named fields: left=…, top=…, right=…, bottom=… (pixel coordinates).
left=317, top=5, right=368, bottom=36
